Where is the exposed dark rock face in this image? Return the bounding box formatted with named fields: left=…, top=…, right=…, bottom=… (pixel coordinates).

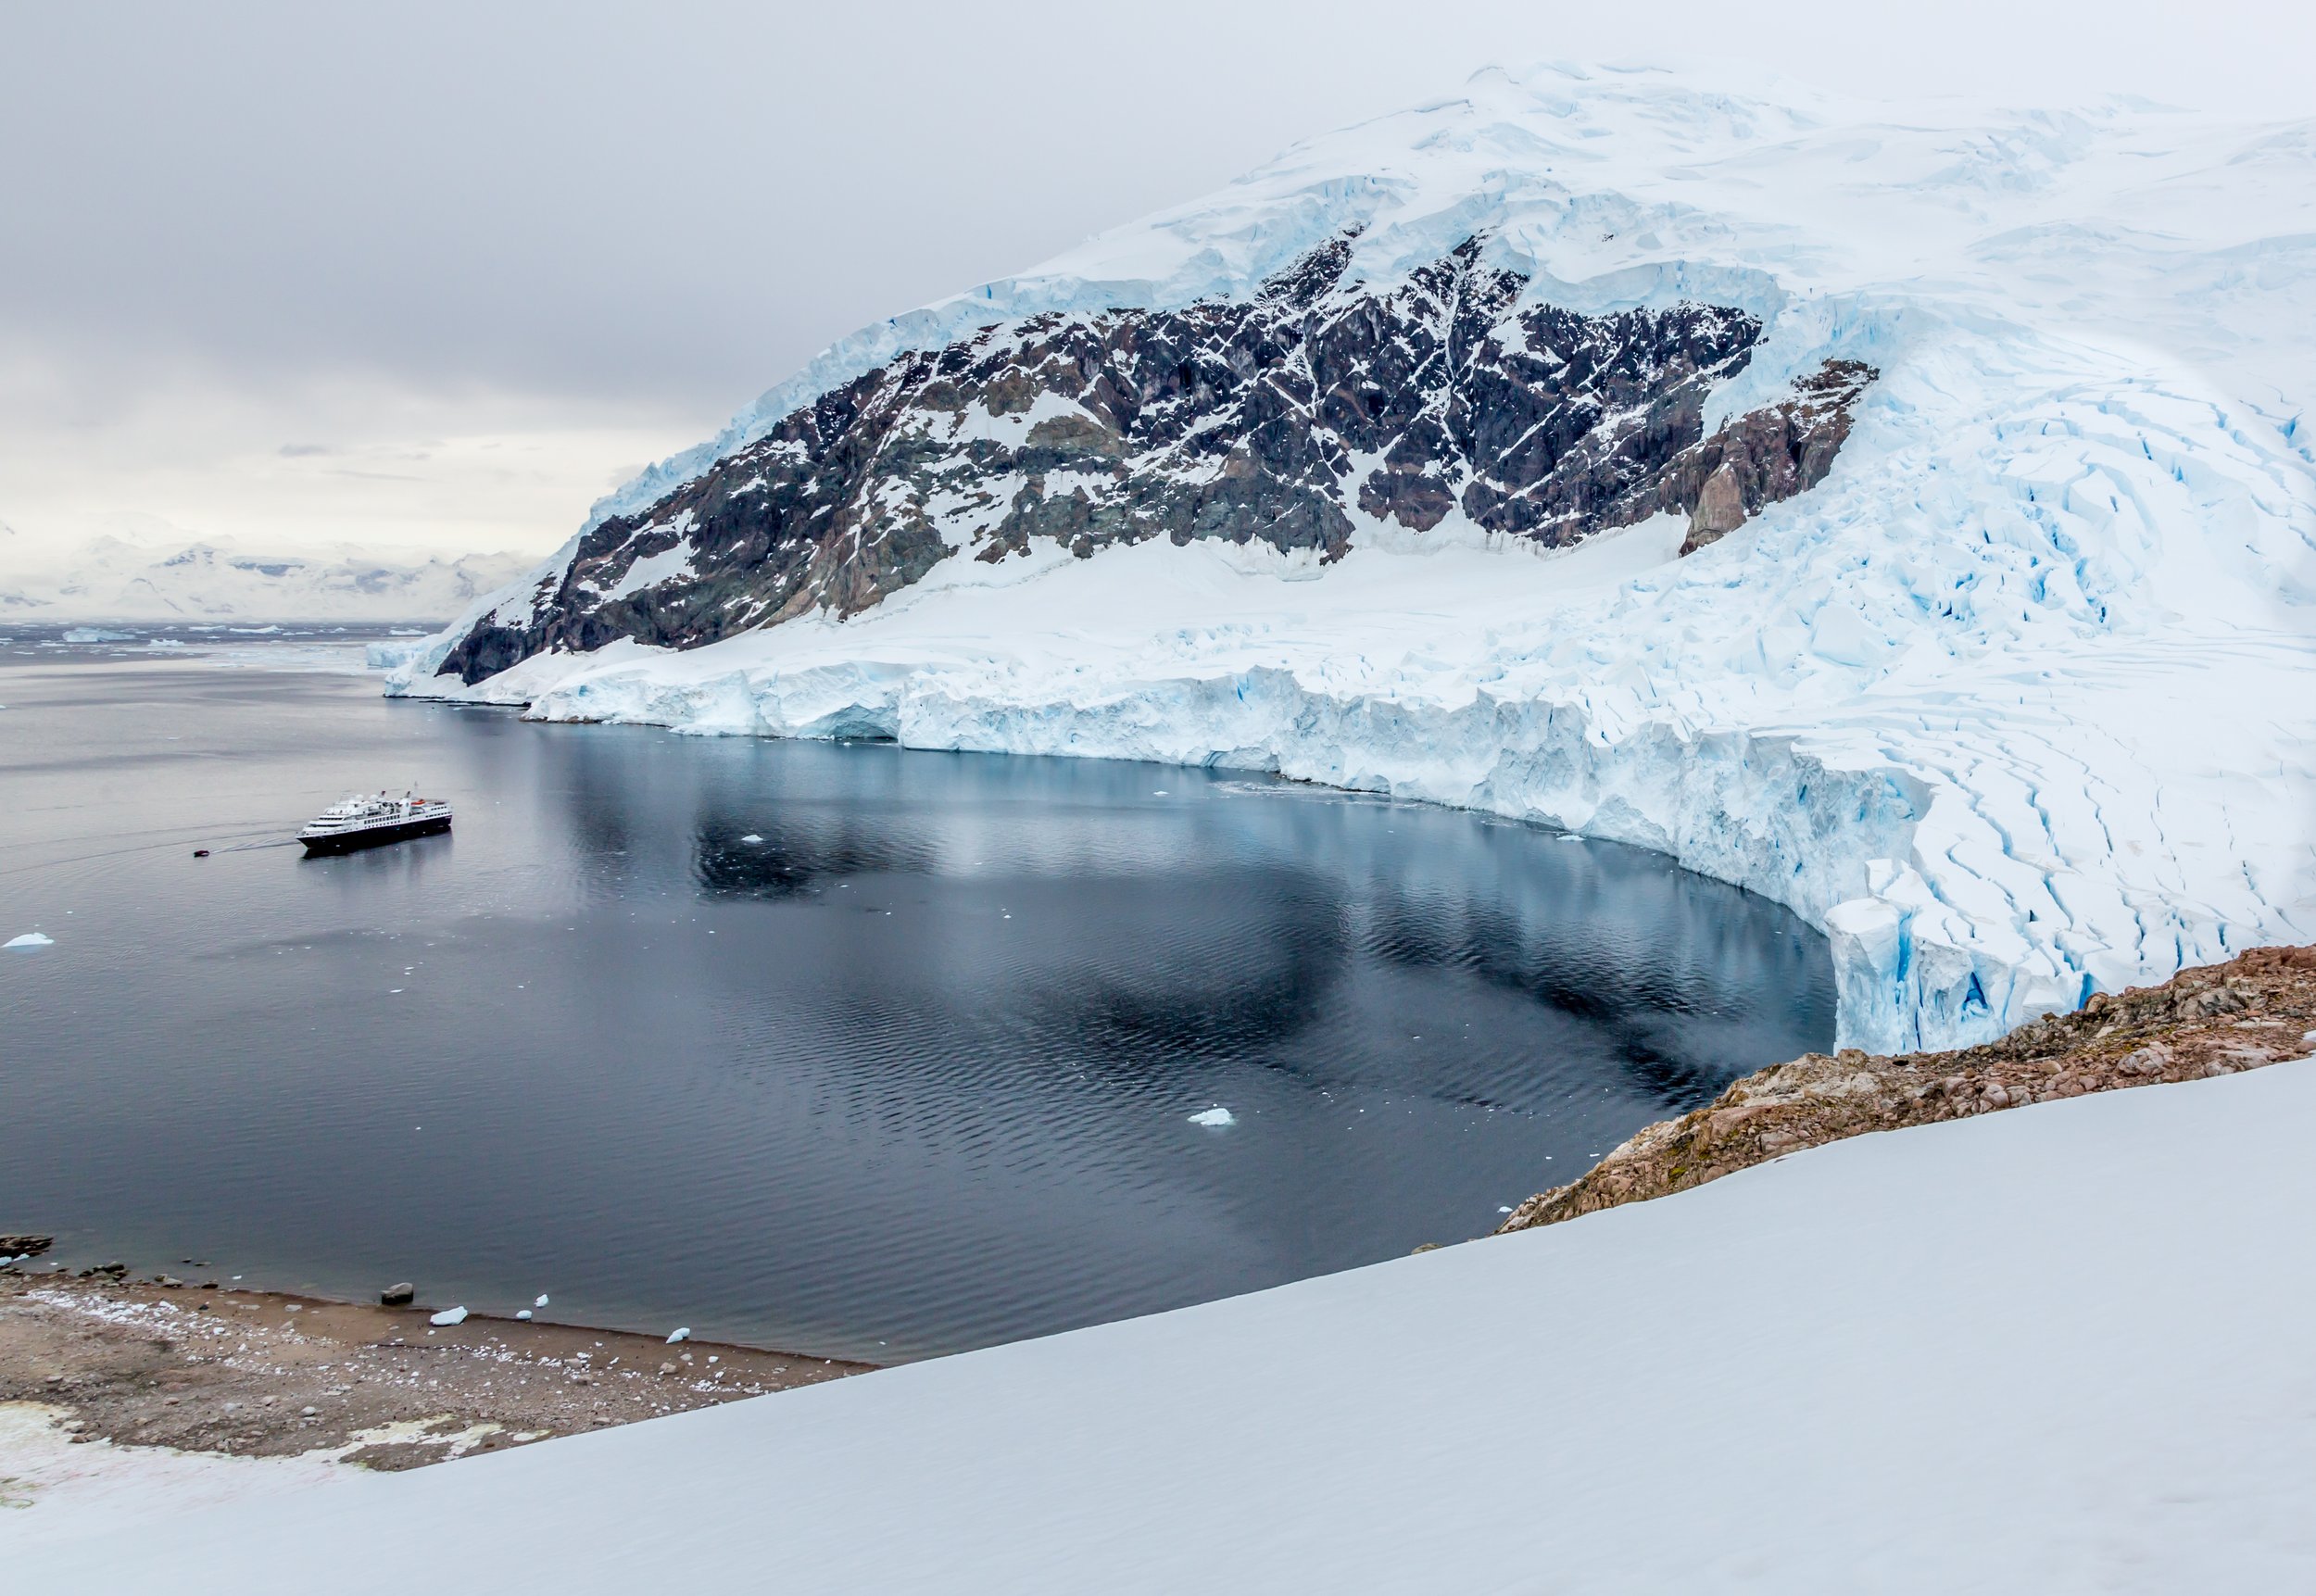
left=1672, top=358, right=1877, bottom=556
left=440, top=236, right=1874, bottom=685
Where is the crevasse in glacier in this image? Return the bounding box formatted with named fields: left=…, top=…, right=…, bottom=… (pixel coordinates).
left=392, top=64, right=2316, bottom=1053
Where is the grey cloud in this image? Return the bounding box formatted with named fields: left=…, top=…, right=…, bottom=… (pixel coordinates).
left=2, top=0, right=2310, bottom=529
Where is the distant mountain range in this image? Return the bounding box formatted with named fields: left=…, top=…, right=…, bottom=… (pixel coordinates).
left=0, top=525, right=534, bottom=622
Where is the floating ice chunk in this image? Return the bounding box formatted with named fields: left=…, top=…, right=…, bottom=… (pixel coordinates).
left=740, top=834, right=764, bottom=844
left=62, top=626, right=134, bottom=643
left=667, top=1326, right=691, bottom=1343
left=516, top=1310, right=533, bottom=1321
left=535, top=1293, right=549, bottom=1306
left=1189, top=1107, right=1236, bottom=1127
left=6, top=932, right=55, bottom=949
left=430, top=1306, right=469, bottom=1326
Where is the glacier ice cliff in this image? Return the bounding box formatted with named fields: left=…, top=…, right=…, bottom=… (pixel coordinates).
left=391, top=64, right=2316, bottom=1053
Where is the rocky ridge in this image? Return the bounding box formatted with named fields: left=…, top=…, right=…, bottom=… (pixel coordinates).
left=1498, top=945, right=2316, bottom=1234
left=440, top=236, right=1873, bottom=684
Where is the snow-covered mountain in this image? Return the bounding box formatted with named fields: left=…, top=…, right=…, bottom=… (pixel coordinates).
left=0, top=527, right=533, bottom=622
left=431, top=240, right=1872, bottom=678
left=393, top=64, right=2316, bottom=1054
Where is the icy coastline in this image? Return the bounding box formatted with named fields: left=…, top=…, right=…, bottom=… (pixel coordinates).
left=389, top=67, right=2316, bottom=1052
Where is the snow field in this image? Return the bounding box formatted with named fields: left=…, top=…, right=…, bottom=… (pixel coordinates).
left=0, top=1404, right=375, bottom=1554
left=29, top=1056, right=2316, bottom=1591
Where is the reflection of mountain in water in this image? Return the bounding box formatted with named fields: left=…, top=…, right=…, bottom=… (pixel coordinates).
left=552, top=730, right=1829, bottom=1127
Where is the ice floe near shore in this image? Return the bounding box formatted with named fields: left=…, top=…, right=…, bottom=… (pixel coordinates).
left=391, top=66, right=2316, bottom=1051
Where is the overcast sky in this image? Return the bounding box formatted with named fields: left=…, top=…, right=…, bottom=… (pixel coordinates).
left=4, top=0, right=2311, bottom=559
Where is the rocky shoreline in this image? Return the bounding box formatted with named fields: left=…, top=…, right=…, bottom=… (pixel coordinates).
left=0, top=1272, right=871, bottom=1473
left=1500, top=944, right=2316, bottom=1234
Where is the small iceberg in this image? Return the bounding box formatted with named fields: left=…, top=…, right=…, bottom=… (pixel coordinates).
left=667, top=1326, right=690, bottom=1343
left=739, top=834, right=763, bottom=844
left=535, top=1293, right=549, bottom=1307
left=430, top=1306, right=469, bottom=1326
left=6, top=932, right=55, bottom=949
left=516, top=1310, right=533, bottom=1321
left=62, top=626, right=134, bottom=643
left=1188, top=1107, right=1236, bottom=1128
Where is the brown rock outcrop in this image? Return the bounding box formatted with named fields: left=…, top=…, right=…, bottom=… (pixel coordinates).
left=1676, top=358, right=1877, bottom=556
left=1499, top=944, right=2316, bottom=1234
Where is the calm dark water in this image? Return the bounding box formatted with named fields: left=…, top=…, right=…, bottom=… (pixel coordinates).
left=0, top=643, right=1834, bottom=1359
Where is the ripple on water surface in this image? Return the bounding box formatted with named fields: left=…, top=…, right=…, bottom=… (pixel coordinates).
left=0, top=654, right=1835, bottom=1359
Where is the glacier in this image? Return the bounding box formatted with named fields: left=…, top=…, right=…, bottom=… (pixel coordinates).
left=390, top=64, right=2316, bottom=1053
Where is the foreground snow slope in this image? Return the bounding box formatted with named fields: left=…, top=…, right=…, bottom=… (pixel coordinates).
left=31, top=1056, right=2316, bottom=1591
left=0, top=1403, right=365, bottom=1552
left=396, top=65, right=2316, bottom=1051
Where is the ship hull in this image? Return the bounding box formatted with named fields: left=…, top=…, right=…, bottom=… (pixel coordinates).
left=299, top=814, right=452, bottom=855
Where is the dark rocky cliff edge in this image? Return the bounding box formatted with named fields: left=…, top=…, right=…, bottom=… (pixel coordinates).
left=443, top=234, right=1874, bottom=685
left=1497, top=945, right=2316, bottom=1235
